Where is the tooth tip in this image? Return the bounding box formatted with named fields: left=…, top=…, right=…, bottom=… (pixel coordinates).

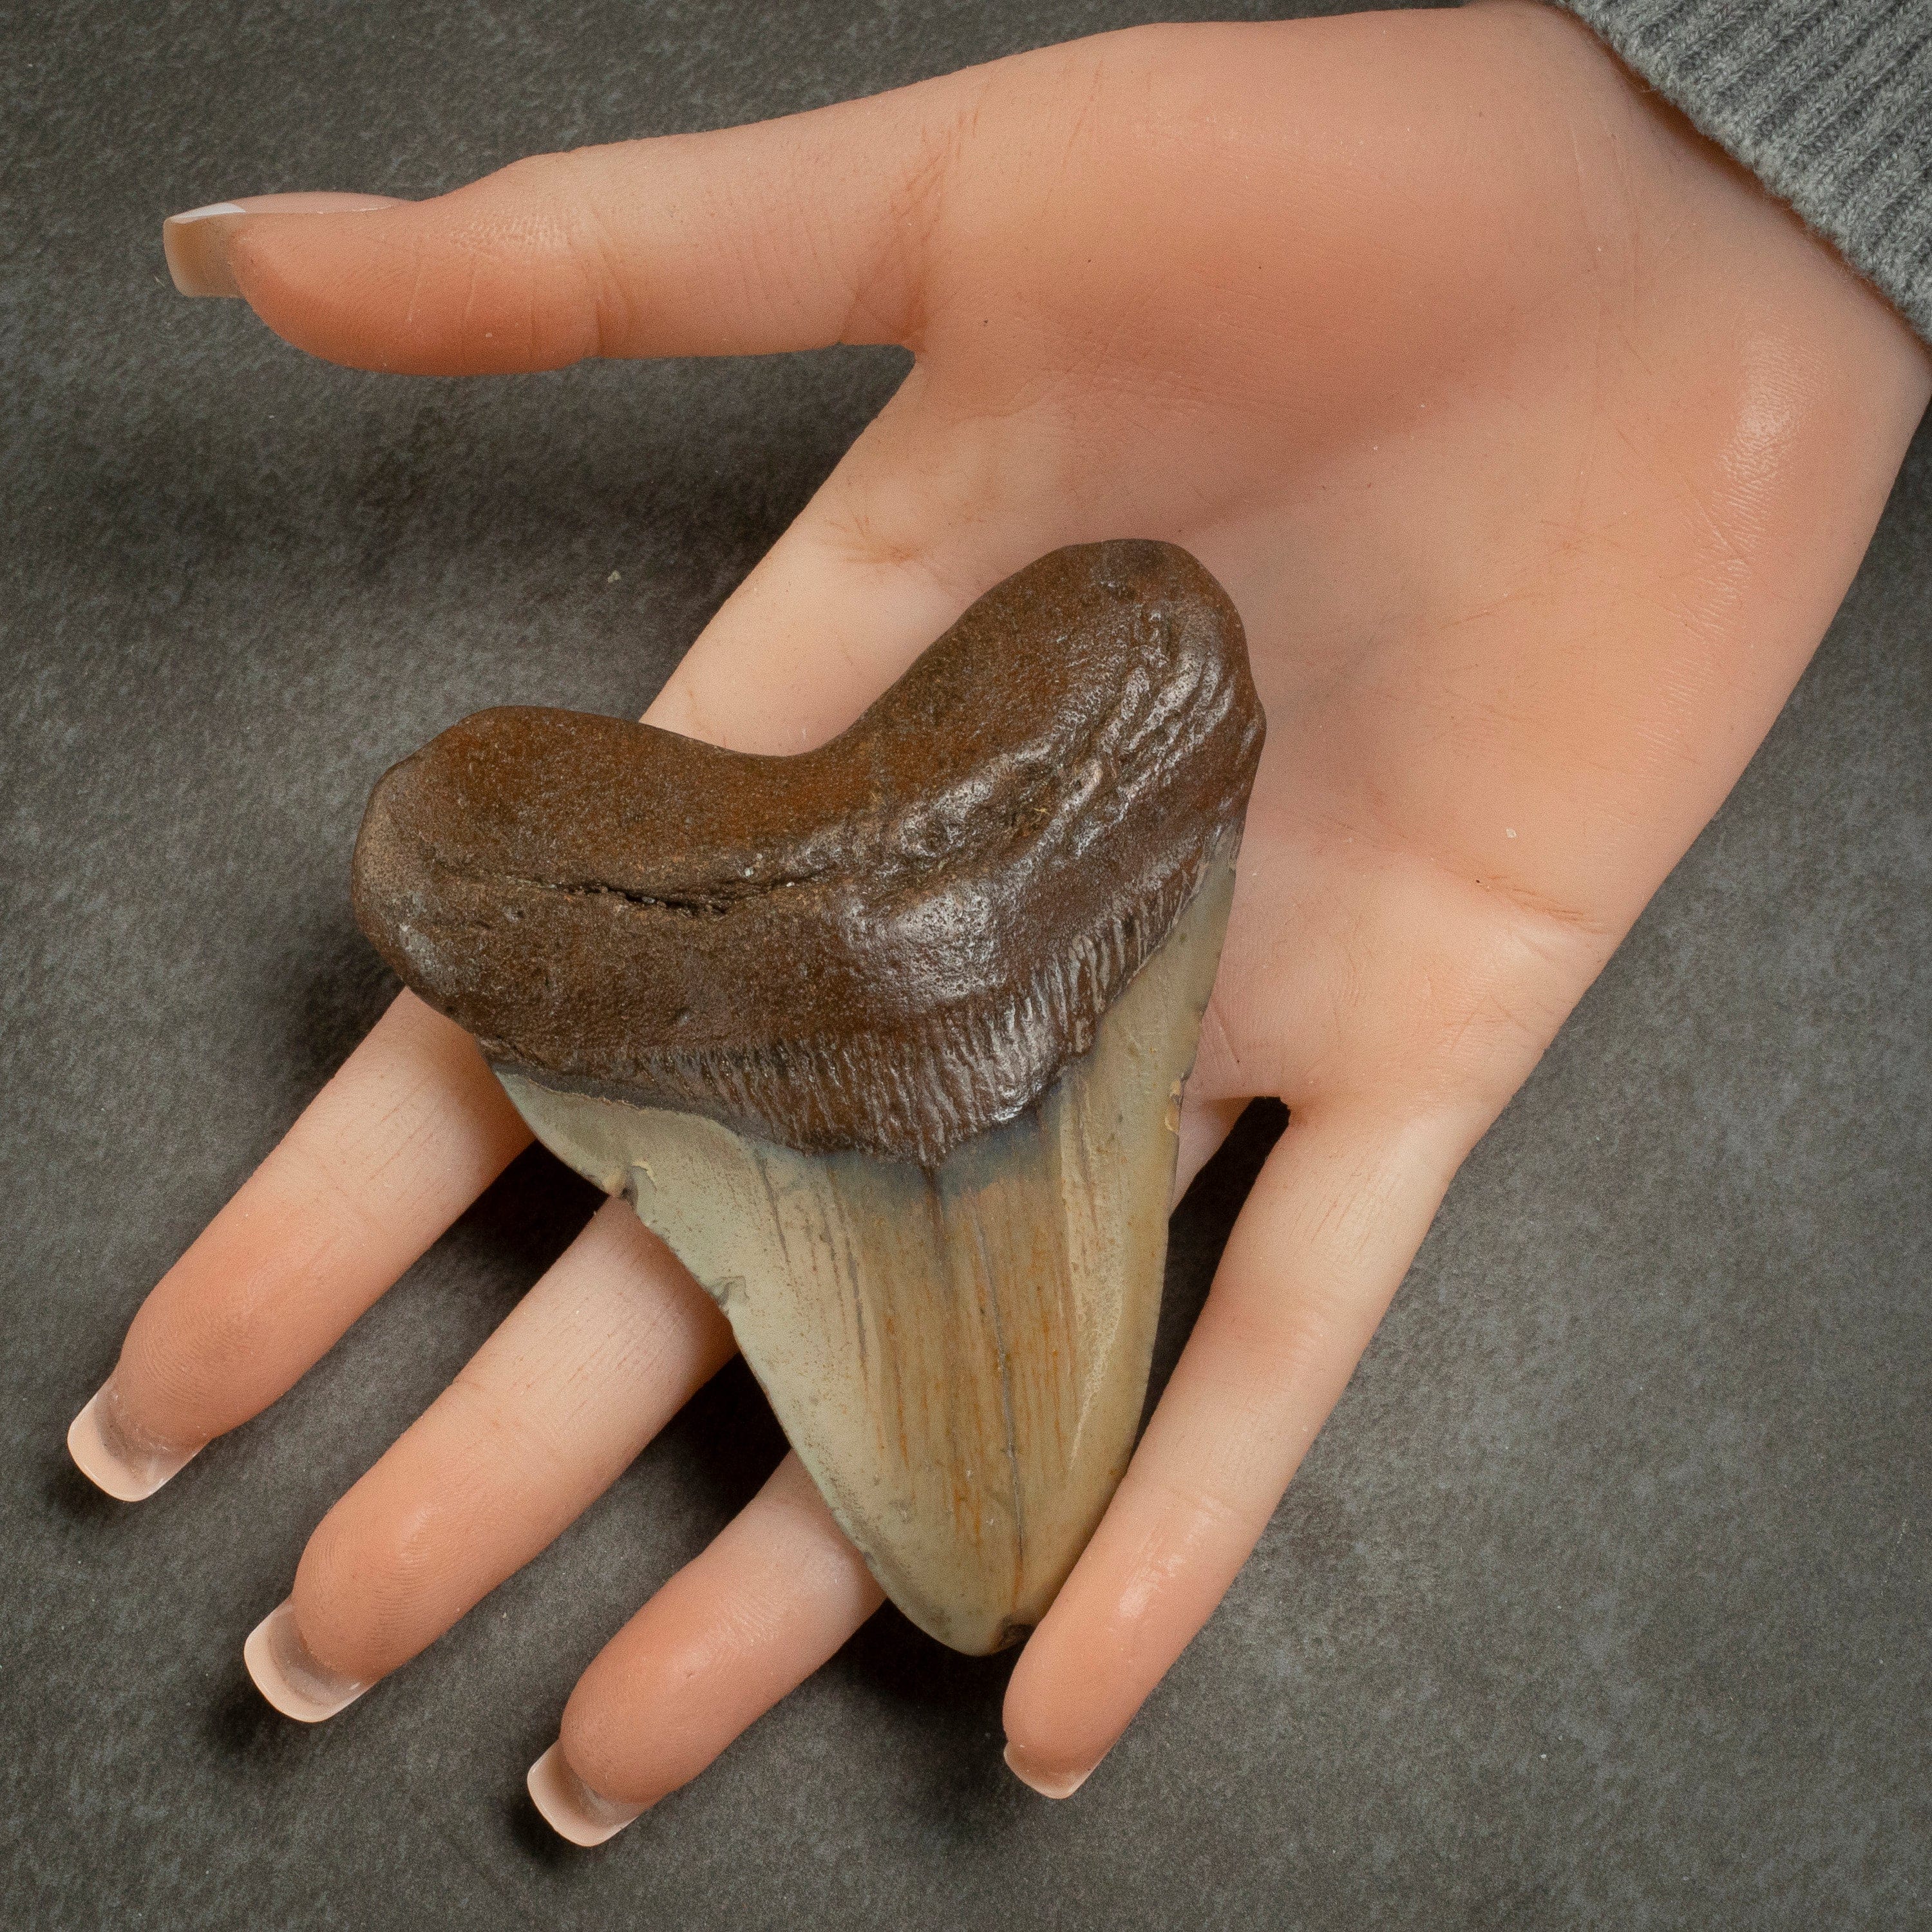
left=243, top=1602, right=367, bottom=1722
left=527, top=1744, right=643, bottom=1846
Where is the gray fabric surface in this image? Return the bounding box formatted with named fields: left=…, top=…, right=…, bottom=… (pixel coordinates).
left=2, top=1, right=1928, bottom=1927
left=1558, top=0, right=1932, bottom=341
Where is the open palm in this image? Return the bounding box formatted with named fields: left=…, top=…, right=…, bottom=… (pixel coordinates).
left=84, top=0, right=1927, bottom=1835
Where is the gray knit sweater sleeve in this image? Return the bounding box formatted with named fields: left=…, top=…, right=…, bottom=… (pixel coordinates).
left=1553, top=1, right=1932, bottom=341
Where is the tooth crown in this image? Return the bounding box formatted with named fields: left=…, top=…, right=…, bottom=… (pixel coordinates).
left=350, top=540, right=1264, bottom=1167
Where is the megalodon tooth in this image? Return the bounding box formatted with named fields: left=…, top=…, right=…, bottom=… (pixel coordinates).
left=350, top=539, right=1265, bottom=1654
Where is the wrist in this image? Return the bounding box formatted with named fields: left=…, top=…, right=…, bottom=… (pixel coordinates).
left=1484, top=0, right=1929, bottom=410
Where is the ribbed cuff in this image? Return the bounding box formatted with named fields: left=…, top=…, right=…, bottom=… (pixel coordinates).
left=1555, top=0, right=1932, bottom=344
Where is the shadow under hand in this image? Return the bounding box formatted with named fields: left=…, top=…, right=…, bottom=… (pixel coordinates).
left=43, top=1447, right=133, bottom=1527
left=444, top=1139, right=607, bottom=1307
left=1145, top=1097, right=1288, bottom=1430
left=202, top=1660, right=309, bottom=1769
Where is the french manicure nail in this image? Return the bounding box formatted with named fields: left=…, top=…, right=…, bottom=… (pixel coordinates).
left=162, top=193, right=405, bottom=298
left=162, top=204, right=249, bottom=298
left=243, top=1600, right=369, bottom=1722
left=526, top=1743, right=645, bottom=1847
left=66, top=1383, right=200, bottom=1501
left=1003, top=1740, right=1095, bottom=1800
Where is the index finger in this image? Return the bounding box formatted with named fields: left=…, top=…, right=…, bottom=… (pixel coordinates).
left=68, top=992, right=530, bottom=1499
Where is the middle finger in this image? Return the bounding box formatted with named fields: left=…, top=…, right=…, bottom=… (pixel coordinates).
left=243, top=1195, right=734, bottom=1719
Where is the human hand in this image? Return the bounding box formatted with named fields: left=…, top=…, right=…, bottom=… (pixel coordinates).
left=82, top=0, right=1928, bottom=1837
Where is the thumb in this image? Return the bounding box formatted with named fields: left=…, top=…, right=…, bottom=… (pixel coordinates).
left=160, top=75, right=982, bottom=375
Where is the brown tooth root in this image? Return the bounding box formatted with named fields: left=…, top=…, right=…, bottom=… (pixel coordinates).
left=350, top=540, right=1265, bottom=1653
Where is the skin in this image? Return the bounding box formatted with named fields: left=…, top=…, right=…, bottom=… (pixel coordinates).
left=90, top=0, right=1928, bottom=1821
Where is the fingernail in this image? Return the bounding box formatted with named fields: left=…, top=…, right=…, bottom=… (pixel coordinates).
left=527, top=1743, right=645, bottom=1847
left=67, top=1383, right=200, bottom=1501
left=162, top=193, right=404, bottom=298
left=243, top=1600, right=369, bottom=1722
left=1003, top=1740, right=1095, bottom=1800
left=162, top=203, right=250, bottom=296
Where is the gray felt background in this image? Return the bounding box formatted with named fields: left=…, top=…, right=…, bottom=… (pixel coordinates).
left=3, top=1, right=1927, bottom=1927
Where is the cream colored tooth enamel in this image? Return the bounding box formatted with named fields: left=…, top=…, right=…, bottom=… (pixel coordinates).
left=498, top=847, right=1236, bottom=1655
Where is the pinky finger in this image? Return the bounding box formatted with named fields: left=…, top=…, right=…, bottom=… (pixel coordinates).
left=1003, top=1097, right=1478, bottom=1796
left=528, top=1453, right=883, bottom=1844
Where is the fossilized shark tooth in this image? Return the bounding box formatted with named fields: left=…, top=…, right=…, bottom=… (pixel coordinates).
left=351, top=540, right=1265, bottom=1653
